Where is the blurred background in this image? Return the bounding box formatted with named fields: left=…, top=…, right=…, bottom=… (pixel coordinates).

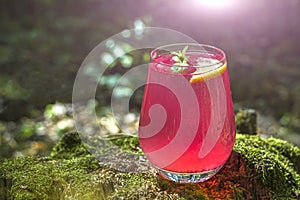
left=0, top=0, right=299, bottom=158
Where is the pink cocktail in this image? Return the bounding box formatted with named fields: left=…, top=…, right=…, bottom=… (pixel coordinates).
left=138, top=44, right=236, bottom=183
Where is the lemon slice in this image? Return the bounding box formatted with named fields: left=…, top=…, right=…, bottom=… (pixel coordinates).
left=190, top=62, right=227, bottom=84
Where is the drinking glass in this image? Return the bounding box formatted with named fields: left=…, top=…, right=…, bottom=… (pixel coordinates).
left=138, top=43, right=236, bottom=183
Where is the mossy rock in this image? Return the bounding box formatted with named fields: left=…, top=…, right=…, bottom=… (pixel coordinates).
left=235, top=108, right=257, bottom=135
left=0, top=132, right=299, bottom=199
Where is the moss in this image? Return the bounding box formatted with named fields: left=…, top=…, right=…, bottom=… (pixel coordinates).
left=235, top=109, right=257, bottom=135
left=234, top=134, right=300, bottom=199
left=108, top=135, right=143, bottom=155
left=109, top=172, right=171, bottom=199
left=50, top=132, right=90, bottom=159
left=235, top=135, right=300, bottom=173
left=108, top=134, right=300, bottom=199
left=0, top=156, right=115, bottom=199
left=157, top=177, right=208, bottom=200
left=0, top=133, right=115, bottom=199
left=265, top=137, right=300, bottom=173
left=1, top=132, right=300, bottom=199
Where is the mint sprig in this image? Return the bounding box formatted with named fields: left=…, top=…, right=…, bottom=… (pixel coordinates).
left=170, top=46, right=189, bottom=73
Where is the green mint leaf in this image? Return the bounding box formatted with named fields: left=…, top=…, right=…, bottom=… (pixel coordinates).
left=172, top=56, right=180, bottom=62
left=182, top=46, right=188, bottom=55
left=171, top=66, right=185, bottom=73
left=170, top=45, right=189, bottom=73
left=170, top=51, right=180, bottom=56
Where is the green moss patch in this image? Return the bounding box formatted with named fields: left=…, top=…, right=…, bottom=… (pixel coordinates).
left=234, top=134, right=300, bottom=199
left=50, top=132, right=90, bottom=160
left=108, top=135, right=143, bottom=155
left=0, top=156, right=112, bottom=199
left=109, top=172, right=183, bottom=200
left=0, top=132, right=299, bottom=199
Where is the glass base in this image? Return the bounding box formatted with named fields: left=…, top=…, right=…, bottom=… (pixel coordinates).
left=156, top=165, right=223, bottom=183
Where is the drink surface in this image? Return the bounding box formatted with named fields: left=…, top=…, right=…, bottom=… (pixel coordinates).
left=138, top=52, right=236, bottom=173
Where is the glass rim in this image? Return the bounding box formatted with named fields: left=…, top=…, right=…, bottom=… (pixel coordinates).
left=150, top=43, right=226, bottom=69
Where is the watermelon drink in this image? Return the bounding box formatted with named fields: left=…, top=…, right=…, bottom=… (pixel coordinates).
left=138, top=44, right=236, bottom=183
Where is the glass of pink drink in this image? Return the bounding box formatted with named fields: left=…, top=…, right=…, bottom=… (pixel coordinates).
left=138, top=44, right=236, bottom=183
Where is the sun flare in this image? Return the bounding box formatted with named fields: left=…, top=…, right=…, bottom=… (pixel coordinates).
left=195, top=0, right=235, bottom=8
